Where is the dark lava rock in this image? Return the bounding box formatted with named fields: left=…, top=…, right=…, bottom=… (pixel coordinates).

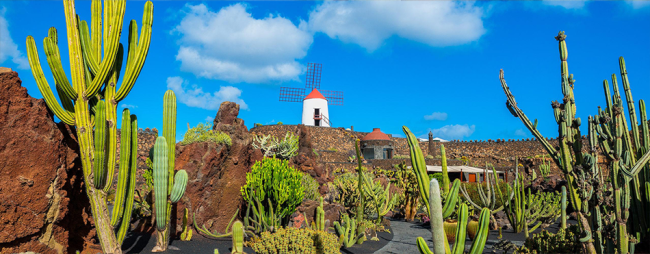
left=0, top=70, right=96, bottom=253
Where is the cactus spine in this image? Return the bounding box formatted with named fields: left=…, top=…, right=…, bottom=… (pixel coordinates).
left=24, top=1, right=150, bottom=251
left=152, top=90, right=188, bottom=252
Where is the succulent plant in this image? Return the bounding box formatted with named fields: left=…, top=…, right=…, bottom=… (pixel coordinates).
left=24, top=0, right=151, bottom=252
left=499, top=31, right=650, bottom=253
left=152, top=91, right=188, bottom=252
left=333, top=213, right=366, bottom=248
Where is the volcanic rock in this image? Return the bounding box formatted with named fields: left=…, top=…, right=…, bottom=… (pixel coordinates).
left=0, top=70, right=95, bottom=253
left=174, top=102, right=263, bottom=236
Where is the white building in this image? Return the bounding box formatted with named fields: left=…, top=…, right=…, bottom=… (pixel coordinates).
left=302, top=89, right=330, bottom=127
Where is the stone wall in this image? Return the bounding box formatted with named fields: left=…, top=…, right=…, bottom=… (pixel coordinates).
left=251, top=125, right=608, bottom=179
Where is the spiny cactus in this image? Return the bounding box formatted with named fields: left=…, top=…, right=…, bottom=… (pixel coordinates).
left=561, top=186, right=567, bottom=230
left=152, top=91, right=188, bottom=252
left=460, top=163, right=512, bottom=229
left=308, top=197, right=330, bottom=231
left=499, top=31, right=650, bottom=253
left=252, top=132, right=298, bottom=159
left=333, top=213, right=366, bottom=248
left=539, top=155, right=551, bottom=178
left=362, top=172, right=397, bottom=224
left=180, top=208, right=193, bottom=241
left=417, top=179, right=491, bottom=254
left=499, top=160, right=561, bottom=237
left=232, top=220, right=245, bottom=254
left=403, top=127, right=460, bottom=221
left=25, top=0, right=150, bottom=252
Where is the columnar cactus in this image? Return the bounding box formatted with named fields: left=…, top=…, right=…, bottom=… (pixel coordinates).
left=403, top=127, right=460, bottom=220
left=539, top=155, right=551, bottom=178
left=417, top=179, right=491, bottom=254
left=460, top=163, right=511, bottom=228
left=152, top=90, right=188, bottom=252
left=25, top=0, right=151, bottom=252
left=309, top=197, right=329, bottom=231
left=333, top=213, right=366, bottom=248
left=499, top=31, right=650, bottom=254
left=561, top=186, right=567, bottom=230
left=362, top=173, right=397, bottom=224
left=232, top=220, right=245, bottom=254
left=499, top=161, right=561, bottom=237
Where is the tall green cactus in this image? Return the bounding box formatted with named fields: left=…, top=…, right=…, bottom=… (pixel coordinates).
left=152, top=91, right=188, bottom=252
left=499, top=31, right=650, bottom=254
left=24, top=1, right=150, bottom=252
left=232, top=220, right=245, bottom=254
left=403, top=127, right=460, bottom=219
left=560, top=186, right=567, bottom=229
left=309, top=197, right=329, bottom=231
left=539, top=155, right=551, bottom=178
left=417, top=179, right=491, bottom=254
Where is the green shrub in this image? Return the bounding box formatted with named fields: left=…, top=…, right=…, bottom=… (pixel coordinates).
left=277, top=121, right=283, bottom=125
left=327, top=147, right=338, bottom=152
left=248, top=227, right=340, bottom=254
left=302, top=173, right=321, bottom=202
left=425, top=154, right=434, bottom=159
left=241, top=157, right=304, bottom=223
left=181, top=122, right=232, bottom=146
left=255, top=123, right=263, bottom=127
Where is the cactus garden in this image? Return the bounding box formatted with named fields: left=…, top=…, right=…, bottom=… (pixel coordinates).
left=1, top=1, right=649, bottom=254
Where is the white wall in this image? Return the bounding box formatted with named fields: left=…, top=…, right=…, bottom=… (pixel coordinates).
left=302, top=98, right=330, bottom=127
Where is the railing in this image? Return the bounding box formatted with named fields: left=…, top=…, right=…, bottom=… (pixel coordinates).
left=314, top=114, right=331, bottom=126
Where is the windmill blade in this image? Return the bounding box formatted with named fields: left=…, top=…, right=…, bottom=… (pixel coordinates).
left=279, top=87, right=305, bottom=102
left=305, top=63, right=322, bottom=90
left=321, top=89, right=343, bottom=106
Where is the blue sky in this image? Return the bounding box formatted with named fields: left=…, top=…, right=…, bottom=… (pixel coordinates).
left=1, top=1, right=649, bottom=141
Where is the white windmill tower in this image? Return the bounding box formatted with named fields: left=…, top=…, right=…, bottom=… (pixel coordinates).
left=302, top=89, right=330, bottom=127
left=279, top=63, right=343, bottom=127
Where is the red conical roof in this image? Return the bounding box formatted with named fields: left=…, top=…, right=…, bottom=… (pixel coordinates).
left=304, top=89, right=327, bottom=100
left=362, top=128, right=391, bottom=141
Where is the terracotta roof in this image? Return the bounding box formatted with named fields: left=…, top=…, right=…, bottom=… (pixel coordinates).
left=362, top=128, right=391, bottom=141
left=304, top=89, right=327, bottom=100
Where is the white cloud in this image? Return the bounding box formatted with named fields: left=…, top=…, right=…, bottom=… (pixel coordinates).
left=205, top=116, right=215, bottom=123
left=120, top=104, right=138, bottom=109
left=173, top=3, right=312, bottom=83
left=305, top=1, right=485, bottom=51
left=166, top=76, right=248, bottom=110
left=424, top=112, right=448, bottom=121
left=626, top=0, right=650, bottom=9
left=0, top=7, right=28, bottom=69
left=514, top=129, right=528, bottom=137
left=542, top=0, right=587, bottom=9
left=429, top=124, right=476, bottom=140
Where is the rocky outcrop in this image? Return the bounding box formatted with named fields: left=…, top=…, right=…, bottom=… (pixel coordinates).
left=0, top=71, right=95, bottom=253
left=174, top=102, right=263, bottom=235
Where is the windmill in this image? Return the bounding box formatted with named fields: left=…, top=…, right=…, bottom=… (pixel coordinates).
left=279, top=63, right=343, bottom=127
